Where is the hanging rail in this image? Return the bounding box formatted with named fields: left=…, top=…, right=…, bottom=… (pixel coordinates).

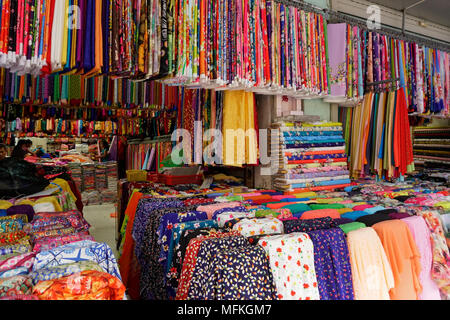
left=273, top=0, right=450, bottom=52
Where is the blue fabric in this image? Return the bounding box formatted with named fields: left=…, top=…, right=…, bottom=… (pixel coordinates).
left=364, top=206, right=386, bottom=214
left=341, top=211, right=371, bottom=221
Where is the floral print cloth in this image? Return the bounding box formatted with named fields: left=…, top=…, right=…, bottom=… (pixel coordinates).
left=202, top=245, right=278, bottom=300
left=308, top=228, right=354, bottom=300
left=416, top=210, right=450, bottom=299
left=176, top=233, right=240, bottom=300
left=0, top=252, right=36, bottom=273
left=32, top=232, right=95, bottom=252
left=283, top=217, right=338, bottom=234
left=0, top=231, right=29, bottom=246
left=259, top=233, right=320, bottom=300
left=166, top=228, right=229, bottom=300
left=0, top=275, right=33, bottom=297
left=233, top=216, right=284, bottom=237
left=216, top=211, right=255, bottom=228
left=166, top=220, right=219, bottom=274
left=186, top=235, right=250, bottom=300
left=0, top=244, right=31, bottom=257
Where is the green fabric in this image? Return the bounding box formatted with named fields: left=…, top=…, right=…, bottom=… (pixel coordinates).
left=281, top=203, right=311, bottom=214
left=339, top=222, right=366, bottom=234
left=255, top=210, right=279, bottom=218
left=343, top=202, right=366, bottom=209
left=309, top=203, right=345, bottom=210
left=216, top=195, right=244, bottom=202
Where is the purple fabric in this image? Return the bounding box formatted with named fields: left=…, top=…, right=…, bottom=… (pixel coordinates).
left=307, top=228, right=354, bottom=300
left=6, top=205, right=35, bottom=222
left=283, top=217, right=337, bottom=234
left=333, top=218, right=354, bottom=225
left=327, top=23, right=347, bottom=97
left=388, top=212, right=411, bottom=220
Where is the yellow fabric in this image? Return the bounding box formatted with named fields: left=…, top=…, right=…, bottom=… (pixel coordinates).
left=434, top=202, right=450, bottom=211
left=294, top=192, right=317, bottom=199
left=222, top=91, right=258, bottom=166
left=212, top=174, right=242, bottom=183
left=60, top=0, right=69, bottom=68
left=316, top=198, right=345, bottom=204
left=0, top=201, right=12, bottom=210
left=16, top=200, right=35, bottom=207
left=338, top=208, right=354, bottom=215
left=46, top=178, right=77, bottom=203
left=34, top=197, right=63, bottom=212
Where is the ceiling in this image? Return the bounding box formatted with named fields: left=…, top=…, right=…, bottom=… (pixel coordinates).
left=368, top=0, right=450, bottom=28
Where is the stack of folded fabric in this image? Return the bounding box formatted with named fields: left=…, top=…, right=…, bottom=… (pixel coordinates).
left=67, top=163, right=83, bottom=194
left=102, top=162, right=119, bottom=204
left=272, top=121, right=351, bottom=193
left=0, top=208, right=126, bottom=300
left=94, top=164, right=108, bottom=191
left=81, top=164, right=96, bottom=192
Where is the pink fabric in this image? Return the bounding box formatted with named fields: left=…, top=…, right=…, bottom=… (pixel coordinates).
left=196, top=202, right=242, bottom=220
left=338, top=200, right=354, bottom=204
left=405, top=197, right=428, bottom=205
left=32, top=232, right=94, bottom=252
left=300, top=209, right=341, bottom=220
left=278, top=217, right=298, bottom=222
left=402, top=216, right=442, bottom=300
left=0, top=252, right=36, bottom=272
left=352, top=205, right=374, bottom=211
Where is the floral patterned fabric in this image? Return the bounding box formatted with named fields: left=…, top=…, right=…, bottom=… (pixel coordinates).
left=0, top=244, right=31, bottom=257
left=186, top=235, right=250, bottom=300
left=176, top=232, right=240, bottom=300
left=308, top=228, right=354, bottom=300
left=32, top=232, right=94, bottom=252
left=203, top=245, right=278, bottom=300
left=216, top=211, right=255, bottom=228
left=283, top=217, right=338, bottom=234
left=259, top=233, right=320, bottom=300
left=166, top=228, right=229, bottom=300
left=415, top=210, right=450, bottom=299
left=33, top=270, right=126, bottom=300
left=31, top=227, right=77, bottom=243
left=0, top=231, right=29, bottom=246
left=0, top=275, right=33, bottom=297
left=233, top=216, right=284, bottom=237
left=0, top=252, right=36, bottom=273
left=166, top=220, right=218, bottom=274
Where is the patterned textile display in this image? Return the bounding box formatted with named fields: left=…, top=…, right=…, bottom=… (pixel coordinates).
left=259, top=233, right=320, bottom=300
left=32, top=240, right=121, bottom=281
left=32, top=270, right=126, bottom=300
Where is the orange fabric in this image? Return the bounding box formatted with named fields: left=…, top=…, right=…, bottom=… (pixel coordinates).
left=118, top=192, right=143, bottom=288
left=372, top=220, right=422, bottom=300
left=33, top=270, right=126, bottom=300
left=300, top=209, right=340, bottom=220
left=242, top=194, right=272, bottom=201
left=266, top=202, right=294, bottom=209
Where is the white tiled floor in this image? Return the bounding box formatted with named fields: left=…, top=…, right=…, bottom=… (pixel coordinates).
left=83, top=204, right=119, bottom=258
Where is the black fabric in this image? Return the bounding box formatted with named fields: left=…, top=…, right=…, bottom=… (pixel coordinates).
left=356, top=212, right=393, bottom=227
left=374, top=209, right=398, bottom=215
left=0, top=157, right=49, bottom=199
left=394, top=195, right=412, bottom=203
